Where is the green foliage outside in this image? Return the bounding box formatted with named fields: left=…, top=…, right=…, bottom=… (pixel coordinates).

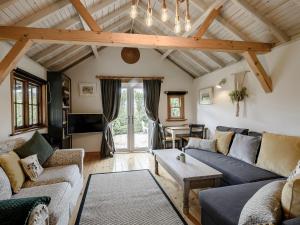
left=112, top=89, right=149, bottom=135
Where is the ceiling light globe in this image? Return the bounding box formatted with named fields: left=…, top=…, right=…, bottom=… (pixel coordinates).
left=161, top=8, right=168, bottom=22
left=130, top=5, right=138, bottom=19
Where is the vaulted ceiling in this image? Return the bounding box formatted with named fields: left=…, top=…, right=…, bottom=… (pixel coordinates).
left=1, top=0, right=300, bottom=77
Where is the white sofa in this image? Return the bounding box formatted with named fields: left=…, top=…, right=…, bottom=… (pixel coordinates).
left=0, top=138, right=84, bottom=225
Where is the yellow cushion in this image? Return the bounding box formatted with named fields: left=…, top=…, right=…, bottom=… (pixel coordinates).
left=0, top=151, right=25, bottom=193
left=282, top=175, right=300, bottom=219
left=257, top=133, right=300, bottom=177
left=215, top=131, right=234, bottom=155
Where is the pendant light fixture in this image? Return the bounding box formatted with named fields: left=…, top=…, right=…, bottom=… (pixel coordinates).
left=174, top=0, right=181, bottom=34
left=145, top=0, right=153, bottom=27
left=130, top=0, right=138, bottom=19
left=161, top=0, right=168, bottom=22
left=185, top=0, right=191, bottom=32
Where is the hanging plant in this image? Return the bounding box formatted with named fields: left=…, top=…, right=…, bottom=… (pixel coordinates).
left=229, top=87, right=248, bottom=117
left=229, top=72, right=249, bottom=117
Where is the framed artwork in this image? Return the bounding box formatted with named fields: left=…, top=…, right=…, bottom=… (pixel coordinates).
left=79, top=83, right=96, bottom=96
left=199, top=87, right=213, bottom=105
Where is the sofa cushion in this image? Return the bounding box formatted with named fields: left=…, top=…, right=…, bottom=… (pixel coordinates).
left=13, top=182, right=71, bottom=225
left=238, top=180, right=285, bottom=225
left=0, top=151, right=25, bottom=193
left=215, top=131, right=234, bottom=155
left=0, top=168, right=12, bottom=200
left=23, top=164, right=80, bottom=188
left=185, top=149, right=281, bottom=185
left=0, top=138, right=26, bottom=154
left=185, top=138, right=216, bottom=152
left=228, top=134, right=261, bottom=164
left=282, top=175, right=300, bottom=219
left=14, top=131, right=54, bottom=165
left=199, top=179, right=279, bottom=225
left=257, top=132, right=300, bottom=177
left=216, top=126, right=249, bottom=135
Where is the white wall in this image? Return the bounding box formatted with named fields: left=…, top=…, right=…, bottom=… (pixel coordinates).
left=0, top=42, right=47, bottom=141
left=66, top=47, right=194, bottom=152
left=193, top=39, right=300, bottom=137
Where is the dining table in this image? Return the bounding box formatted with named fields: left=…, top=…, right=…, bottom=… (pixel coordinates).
left=164, top=126, right=190, bottom=149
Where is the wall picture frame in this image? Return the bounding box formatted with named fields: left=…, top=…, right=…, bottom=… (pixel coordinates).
left=79, top=83, right=96, bottom=96
left=199, top=87, right=213, bottom=105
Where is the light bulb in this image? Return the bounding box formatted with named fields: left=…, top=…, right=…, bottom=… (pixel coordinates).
left=174, top=18, right=181, bottom=34
left=161, top=8, right=168, bottom=22
left=130, top=5, right=138, bottom=19
left=146, top=11, right=153, bottom=27
left=185, top=18, right=191, bottom=32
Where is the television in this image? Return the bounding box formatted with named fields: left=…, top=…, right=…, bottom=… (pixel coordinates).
left=68, top=113, right=104, bottom=134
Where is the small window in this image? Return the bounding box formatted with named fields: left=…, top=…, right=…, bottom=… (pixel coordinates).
left=11, top=69, right=46, bottom=135
left=167, top=95, right=185, bottom=121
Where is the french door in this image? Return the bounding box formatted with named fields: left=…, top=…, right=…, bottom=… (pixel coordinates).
left=112, top=84, right=149, bottom=152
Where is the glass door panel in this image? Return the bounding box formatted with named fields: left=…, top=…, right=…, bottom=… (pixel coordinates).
left=112, top=88, right=129, bottom=151
left=133, top=88, right=149, bottom=150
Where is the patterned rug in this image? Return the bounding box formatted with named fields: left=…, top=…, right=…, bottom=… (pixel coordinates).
left=75, top=170, right=187, bottom=225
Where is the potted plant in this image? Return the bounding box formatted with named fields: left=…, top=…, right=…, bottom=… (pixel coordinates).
left=229, top=87, right=248, bottom=117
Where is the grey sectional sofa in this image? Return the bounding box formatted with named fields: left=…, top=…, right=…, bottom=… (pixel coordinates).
left=184, top=126, right=300, bottom=225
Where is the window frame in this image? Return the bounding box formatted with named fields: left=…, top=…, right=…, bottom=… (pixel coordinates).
left=167, top=94, right=186, bottom=121
left=11, top=69, right=47, bottom=135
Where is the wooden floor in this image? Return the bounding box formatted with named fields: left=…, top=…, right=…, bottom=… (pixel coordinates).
left=69, top=152, right=201, bottom=225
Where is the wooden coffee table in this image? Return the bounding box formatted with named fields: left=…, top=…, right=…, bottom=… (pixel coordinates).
left=153, top=149, right=222, bottom=214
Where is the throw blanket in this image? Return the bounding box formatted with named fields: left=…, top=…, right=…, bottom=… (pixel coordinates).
left=0, top=196, right=51, bottom=225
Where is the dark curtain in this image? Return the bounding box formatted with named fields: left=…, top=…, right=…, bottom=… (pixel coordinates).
left=143, top=80, right=163, bottom=150
left=100, top=79, right=121, bottom=158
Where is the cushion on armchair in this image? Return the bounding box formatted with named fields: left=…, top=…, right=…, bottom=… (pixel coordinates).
left=0, top=196, right=50, bottom=225
left=0, top=168, right=12, bottom=200
left=14, top=131, right=54, bottom=165
left=0, top=151, right=25, bottom=193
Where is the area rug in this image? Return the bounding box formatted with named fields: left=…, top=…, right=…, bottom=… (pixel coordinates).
left=75, top=170, right=187, bottom=225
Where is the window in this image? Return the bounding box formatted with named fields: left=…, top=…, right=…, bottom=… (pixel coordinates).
left=11, top=69, right=46, bottom=134
left=167, top=95, right=185, bottom=121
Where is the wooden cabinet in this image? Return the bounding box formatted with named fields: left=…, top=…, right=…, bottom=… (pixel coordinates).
left=47, top=71, right=72, bottom=149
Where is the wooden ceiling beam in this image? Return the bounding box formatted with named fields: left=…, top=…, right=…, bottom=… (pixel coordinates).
left=230, top=0, right=289, bottom=42
left=69, top=0, right=101, bottom=32
left=194, top=6, right=222, bottom=40
left=78, top=16, right=99, bottom=58
left=244, top=51, right=272, bottom=93
left=0, top=38, right=32, bottom=84
left=0, top=26, right=273, bottom=52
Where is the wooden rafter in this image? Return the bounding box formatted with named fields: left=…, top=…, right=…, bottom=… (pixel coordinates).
left=0, top=26, right=273, bottom=53
left=244, top=51, right=272, bottom=93
left=194, top=6, right=222, bottom=40
left=0, top=38, right=32, bottom=84
left=69, top=0, right=101, bottom=32
left=230, top=0, right=289, bottom=42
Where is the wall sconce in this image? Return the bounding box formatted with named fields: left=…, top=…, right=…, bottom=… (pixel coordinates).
left=216, top=78, right=227, bottom=89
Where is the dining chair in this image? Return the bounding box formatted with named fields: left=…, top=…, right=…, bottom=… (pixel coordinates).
left=159, top=124, right=181, bottom=149
left=182, top=124, right=206, bottom=146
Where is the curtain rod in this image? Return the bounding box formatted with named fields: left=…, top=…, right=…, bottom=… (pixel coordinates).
left=95, top=75, right=164, bottom=82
